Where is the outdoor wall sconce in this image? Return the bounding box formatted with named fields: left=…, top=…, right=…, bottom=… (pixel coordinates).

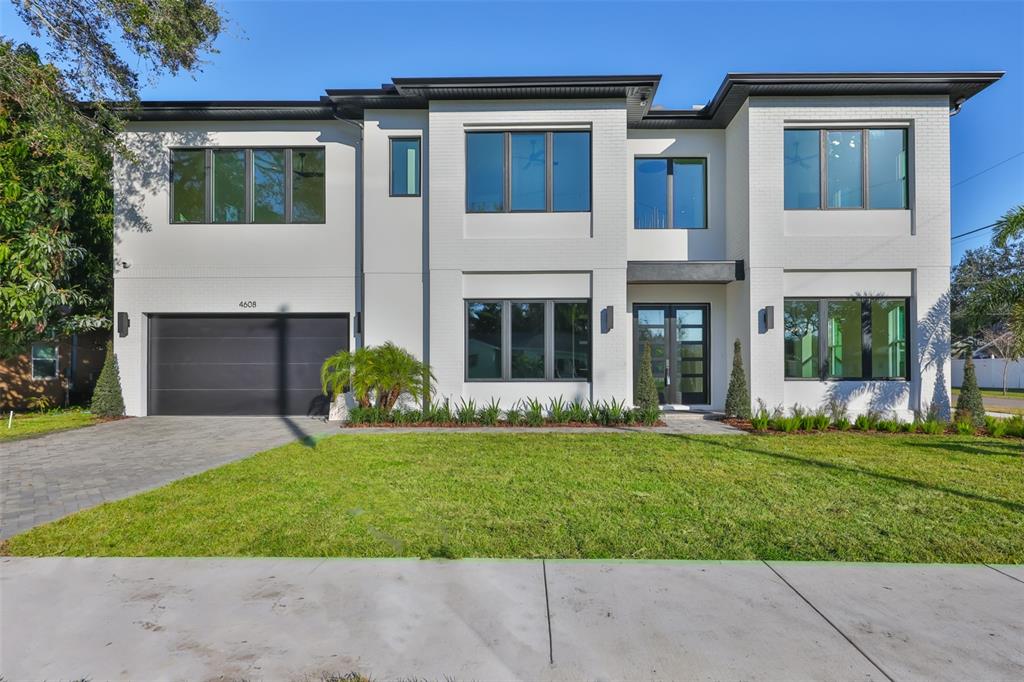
left=117, top=312, right=130, bottom=338
left=601, top=306, right=614, bottom=333
left=760, top=306, right=774, bottom=333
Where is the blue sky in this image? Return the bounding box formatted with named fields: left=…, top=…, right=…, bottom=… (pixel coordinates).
left=3, top=0, right=1021, bottom=262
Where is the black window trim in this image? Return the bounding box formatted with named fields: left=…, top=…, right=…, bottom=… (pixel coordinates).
left=389, top=136, right=422, bottom=198
left=464, top=298, right=592, bottom=383
left=465, top=130, right=592, bottom=214
left=783, top=296, right=911, bottom=382
left=783, top=126, right=910, bottom=211
left=169, top=146, right=326, bottom=224
left=633, top=156, right=709, bottom=230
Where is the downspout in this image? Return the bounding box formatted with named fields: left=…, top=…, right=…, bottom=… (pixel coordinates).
left=949, top=96, right=966, bottom=116
left=331, top=108, right=365, bottom=350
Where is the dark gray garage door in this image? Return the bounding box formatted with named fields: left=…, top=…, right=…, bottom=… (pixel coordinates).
left=148, top=314, right=349, bottom=416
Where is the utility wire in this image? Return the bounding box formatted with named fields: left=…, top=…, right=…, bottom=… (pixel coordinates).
left=951, top=222, right=997, bottom=241
left=951, top=151, right=1024, bottom=188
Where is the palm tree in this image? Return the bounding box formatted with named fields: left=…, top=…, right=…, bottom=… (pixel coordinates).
left=320, top=342, right=434, bottom=414
left=993, top=204, right=1024, bottom=248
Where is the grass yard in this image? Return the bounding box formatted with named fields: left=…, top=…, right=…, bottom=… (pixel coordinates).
left=5, top=432, right=1023, bottom=563
left=0, top=409, right=99, bottom=441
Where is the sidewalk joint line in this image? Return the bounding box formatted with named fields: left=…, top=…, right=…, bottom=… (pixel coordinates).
left=984, top=563, right=1024, bottom=585
left=542, top=558, right=554, bottom=665
left=762, top=560, right=895, bottom=682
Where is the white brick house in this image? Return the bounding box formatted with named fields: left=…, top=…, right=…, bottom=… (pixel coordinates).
left=112, top=72, right=1001, bottom=418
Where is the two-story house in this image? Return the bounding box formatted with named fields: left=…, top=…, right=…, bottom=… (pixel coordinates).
left=112, top=72, right=1001, bottom=417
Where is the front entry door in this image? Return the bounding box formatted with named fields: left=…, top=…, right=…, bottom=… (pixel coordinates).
left=634, top=304, right=710, bottom=405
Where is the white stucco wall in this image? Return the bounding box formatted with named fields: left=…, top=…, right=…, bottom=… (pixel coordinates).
left=112, top=121, right=359, bottom=415
left=742, top=95, right=952, bottom=418
left=426, top=99, right=630, bottom=404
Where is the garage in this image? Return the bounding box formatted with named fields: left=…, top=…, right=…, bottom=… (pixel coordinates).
left=148, top=314, right=349, bottom=416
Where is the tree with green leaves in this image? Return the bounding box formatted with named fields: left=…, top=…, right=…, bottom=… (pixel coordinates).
left=321, top=343, right=434, bottom=416
left=993, top=204, right=1024, bottom=248
left=955, top=355, right=986, bottom=428
left=634, top=342, right=660, bottom=411
left=90, top=340, right=125, bottom=417
left=1, top=0, right=223, bottom=357
left=724, top=339, right=752, bottom=419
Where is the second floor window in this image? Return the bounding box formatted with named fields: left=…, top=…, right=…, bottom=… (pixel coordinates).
left=634, top=158, right=707, bottom=229
left=390, top=137, right=421, bottom=197
left=170, top=147, right=326, bottom=224
left=466, top=131, right=591, bottom=213
left=784, top=128, right=908, bottom=210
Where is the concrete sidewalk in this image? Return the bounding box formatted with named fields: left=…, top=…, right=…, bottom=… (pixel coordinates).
left=2, top=558, right=1021, bottom=681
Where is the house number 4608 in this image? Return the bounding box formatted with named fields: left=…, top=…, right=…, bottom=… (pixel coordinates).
left=238, top=300, right=257, bottom=309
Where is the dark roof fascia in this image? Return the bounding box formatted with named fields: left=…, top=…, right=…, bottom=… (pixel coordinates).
left=636, top=71, right=1005, bottom=129
left=124, top=101, right=336, bottom=121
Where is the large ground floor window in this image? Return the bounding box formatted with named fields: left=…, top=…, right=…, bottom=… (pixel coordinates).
left=784, top=297, right=908, bottom=380
left=466, top=299, right=590, bottom=381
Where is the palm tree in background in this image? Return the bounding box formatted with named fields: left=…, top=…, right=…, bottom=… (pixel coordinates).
left=992, top=204, right=1024, bottom=247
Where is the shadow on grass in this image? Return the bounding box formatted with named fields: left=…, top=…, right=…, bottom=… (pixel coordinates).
left=280, top=416, right=329, bottom=448
left=901, top=439, right=1024, bottom=458
left=661, top=433, right=1024, bottom=515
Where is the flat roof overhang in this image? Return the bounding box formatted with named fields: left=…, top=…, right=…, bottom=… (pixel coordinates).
left=627, top=260, right=745, bottom=284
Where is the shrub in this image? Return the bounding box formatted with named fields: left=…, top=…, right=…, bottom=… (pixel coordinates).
left=567, top=399, right=589, bottom=424
left=624, top=408, right=639, bottom=425
left=349, top=406, right=387, bottom=425
left=639, top=404, right=661, bottom=426
left=877, top=419, right=901, bottom=433
left=955, top=355, right=986, bottom=428
left=548, top=396, right=570, bottom=424
left=524, top=398, right=545, bottom=427
left=605, top=398, right=629, bottom=425
left=835, top=417, right=852, bottom=431
left=854, top=414, right=872, bottom=431
left=827, top=398, right=849, bottom=426
left=954, top=417, right=975, bottom=435
left=504, top=402, right=524, bottom=426
left=1005, top=415, right=1024, bottom=438
left=321, top=343, right=434, bottom=418
left=587, top=400, right=603, bottom=424
left=90, top=341, right=125, bottom=417
left=984, top=415, right=1007, bottom=438
left=902, top=420, right=919, bottom=434
left=392, top=408, right=421, bottom=425
left=778, top=416, right=801, bottom=433
left=724, top=339, right=752, bottom=419
left=751, top=403, right=771, bottom=431
left=478, top=398, right=501, bottom=426
left=425, top=398, right=452, bottom=424
left=456, top=398, right=478, bottom=425
left=920, top=418, right=945, bottom=435
left=811, top=410, right=830, bottom=431
left=634, top=342, right=660, bottom=412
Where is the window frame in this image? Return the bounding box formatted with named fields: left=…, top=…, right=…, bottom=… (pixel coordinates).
left=389, top=136, right=422, bottom=198
left=168, top=146, right=326, bottom=224
left=783, top=127, right=909, bottom=211
left=783, top=297, right=911, bottom=381
left=465, top=130, right=592, bottom=214
left=30, top=342, right=59, bottom=380
left=633, top=156, right=708, bottom=229
left=464, top=298, right=592, bottom=382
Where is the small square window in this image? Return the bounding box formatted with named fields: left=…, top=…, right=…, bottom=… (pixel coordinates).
left=31, top=343, right=59, bottom=380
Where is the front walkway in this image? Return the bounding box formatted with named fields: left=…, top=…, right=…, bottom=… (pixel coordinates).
left=2, top=558, right=1021, bottom=680
left=0, top=416, right=337, bottom=539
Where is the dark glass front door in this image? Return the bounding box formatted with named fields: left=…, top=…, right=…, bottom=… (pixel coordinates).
left=634, top=304, right=710, bottom=405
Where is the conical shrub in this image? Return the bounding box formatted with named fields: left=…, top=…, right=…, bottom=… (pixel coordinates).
left=90, top=340, right=125, bottom=417
left=955, top=355, right=985, bottom=428
left=725, top=338, right=752, bottom=419
left=635, top=342, right=660, bottom=410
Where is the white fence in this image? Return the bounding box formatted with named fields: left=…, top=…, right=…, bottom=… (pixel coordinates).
left=952, top=358, right=1024, bottom=390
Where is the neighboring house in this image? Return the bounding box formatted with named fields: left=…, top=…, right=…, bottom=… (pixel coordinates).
left=0, top=331, right=109, bottom=411
left=112, top=71, right=1002, bottom=418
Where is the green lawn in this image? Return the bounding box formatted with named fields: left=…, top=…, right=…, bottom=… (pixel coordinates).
left=6, top=432, right=1023, bottom=563
left=0, top=409, right=99, bottom=441
left=953, top=387, right=1024, bottom=399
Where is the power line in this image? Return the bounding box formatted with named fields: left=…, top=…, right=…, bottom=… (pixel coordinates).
left=951, top=151, right=1024, bottom=188
left=951, top=222, right=997, bottom=241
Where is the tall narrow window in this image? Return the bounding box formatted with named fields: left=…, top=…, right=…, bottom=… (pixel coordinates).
left=212, top=149, right=246, bottom=223
left=390, top=138, right=420, bottom=197
left=634, top=158, right=668, bottom=228
left=252, top=149, right=286, bottom=223
left=827, top=301, right=865, bottom=378
left=783, top=130, right=821, bottom=209
left=466, top=132, right=505, bottom=212
left=871, top=299, right=907, bottom=378
left=510, top=302, right=545, bottom=379
left=170, top=149, right=206, bottom=223
left=784, top=300, right=820, bottom=378
left=552, top=131, right=590, bottom=211
left=826, top=131, right=863, bottom=208
left=868, top=129, right=908, bottom=209
left=510, top=133, right=546, bottom=211
left=467, top=301, right=503, bottom=379
left=553, top=301, right=590, bottom=379
left=672, top=159, right=706, bottom=229
left=292, top=148, right=326, bottom=222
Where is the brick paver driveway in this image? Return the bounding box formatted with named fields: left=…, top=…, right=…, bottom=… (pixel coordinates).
left=0, top=416, right=338, bottom=539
